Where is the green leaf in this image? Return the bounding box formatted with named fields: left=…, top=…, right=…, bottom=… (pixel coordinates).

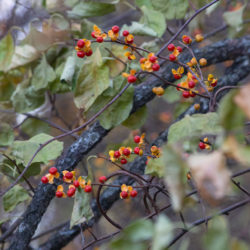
left=0, top=32, right=14, bottom=72
left=32, top=54, right=56, bottom=90
left=163, top=86, right=181, bottom=103
left=122, top=106, right=147, bottom=129
left=74, top=48, right=110, bottom=111
left=60, top=55, right=76, bottom=85
left=98, top=84, right=134, bottom=129
left=152, top=0, right=188, bottom=20
left=203, top=216, right=229, bottom=250
left=152, top=215, right=173, bottom=250
left=135, top=0, right=153, bottom=8
left=3, top=185, right=30, bottom=212
left=168, top=113, right=222, bottom=144
left=0, top=123, right=14, bottom=146
left=140, top=6, right=166, bottom=37
left=218, top=90, right=245, bottom=132
left=145, top=156, right=165, bottom=178
left=122, top=22, right=158, bottom=37
left=110, top=219, right=153, bottom=250
left=162, top=144, right=187, bottom=211
left=1, top=159, right=41, bottom=180
left=11, top=80, right=45, bottom=113
left=223, top=4, right=246, bottom=35
left=11, top=133, right=63, bottom=165
left=68, top=1, right=116, bottom=19
left=20, top=118, right=50, bottom=137
left=7, top=45, right=40, bottom=70
left=70, top=187, right=93, bottom=228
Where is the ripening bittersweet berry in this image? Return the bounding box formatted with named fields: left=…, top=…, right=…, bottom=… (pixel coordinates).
left=112, top=25, right=119, bottom=33
left=120, top=191, right=128, bottom=199
left=134, top=147, right=140, bottom=155
left=99, top=176, right=107, bottom=183
left=114, top=151, right=121, bottom=158
left=134, top=135, right=140, bottom=143
left=123, top=30, right=129, bottom=36
left=120, top=158, right=127, bottom=164
left=84, top=185, right=92, bottom=193
left=127, top=75, right=137, bottom=83
left=49, top=167, right=58, bottom=175
left=167, top=43, right=175, bottom=51
left=41, top=176, right=48, bottom=184
left=130, top=190, right=138, bottom=197
left=169, top=54, right=176, bottom=61
left=152, top=63, right=160, bottom=71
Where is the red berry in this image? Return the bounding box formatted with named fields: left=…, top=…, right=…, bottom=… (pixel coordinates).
left=123, top=148, right=131, bottom=156
left=174, top=74, right=181, bottom=80
left=130, top=190, right=138, bottom=197
left=183, top=36, right=191, bottom=44
left=199, top=142, right=206, bottom=150
left=77, top=51, right=85, bottom=58
left=134, top=135, right=140, bottom=143
left=41, top=176, right=48, bottom=184
left=91, top=31, right=96, bottom=38
left=152, top=63, right=160, bottom=71
left=188, top=80, right=195, bottom=88
left=149, top=56, right=157, bottom=63
left=114, top=151, right=121, bottom=158
left=126, top=37, right=134, bottom=44
left=121, top=191, right=128, bottom=199
left=192, top=75, right=197, bottom=80
left=176, top=83, right=181, bottom=91
left=49, top=167, right=57, bottom=175
left=190, top=91, right=196, bottom=97
left=73, top=180, right=80, bottom=188
left=169, top=54, right=176, bottom=61
left=67, top=187, right=76, bottom=197
left=120, top=158, right=127, bottom=164
left=123, top=30, right=129, bottom=36
left=112, top=25, right=119, bottom=33
left=65, top=172, right=73, bottom=179
left=211, top=80, right=217, bottom=87
left=177, top=46, right=182, bottom=52
left=96, top=36, right=103, bottom=43
left=167, top=43, right=175, bottom=51
left=99, top=176, right=107, bottom=183
left=86, top=50, right=92, bottom=57
left=182, top=91, right=190, bottom=98
left=134, top=147, right=140, bottom=155
left=56, top=191, right=63, bottom=198
left=127, top=75, right=137, bottom=83
left=84, top=185, right=92, bottom=193
left=77, top=40, right=85, bottom=48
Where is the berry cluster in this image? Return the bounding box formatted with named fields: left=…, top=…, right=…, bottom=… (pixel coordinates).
left=199, top=137, right=211, bottom=150
left=205, top=74, right=218, bottom=92
left=41, top=167, right=92, bottom=198
left=140, top=53, right=160, bottom=72
left=120, top=184, right=137, bottom=199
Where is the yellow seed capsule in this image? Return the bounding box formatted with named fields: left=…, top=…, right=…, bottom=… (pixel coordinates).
left=208, top=74, right=214, bottom=81
left=139, top=149, right=144, bottom=156
left=187, top=172, right=191, bottom=180
left=152, top=87, right=164, bottom=96
left=109, top=150, right=114, bottom=157
left=199, top=58, right=207, bottom=67
left=194, top=103, right=200, bottom=110
left=151, top=146, right=158, bottom=153
left=190, top=57, right=197, bottom=66
left=207, top=86, right=214, bottom=92
left=205, top=144, right=211, bottom=150
left=203, top=137, right=208, bottom=142
left=195, top=34, right=204, bottom=43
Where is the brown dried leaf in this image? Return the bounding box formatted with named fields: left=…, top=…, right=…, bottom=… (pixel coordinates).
left=234, top=83, right=250, bottom=119
left=188, top=151, right=231, bottom=205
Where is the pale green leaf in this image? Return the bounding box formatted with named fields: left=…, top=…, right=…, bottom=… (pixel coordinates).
left=0, top=123, right=14, bottom=146
left=11, top=80, right=45, bottom=113
left=135, top=0, right=153, bottom=8
left=68, top=2, right=116, bottom=19
left=60, top=55, right=76, bottom=85
left=122, top=106, right=147, bottom=129
left=21, top=118, right=50, bottom=137
left=203, top=216, right=229, bottom=250
left=152, top=215, right=173, bottom=250
left=152, top=0, right=188, bottom=20
left=168, top=113, right=222, bottom=144
left=141, top=6, right=166, bottom=37
left=32, top=54, right=56, bottom=90
left=162, top=144, right=187, bottom=211
left=0, top=32, right=14, bottom=72
left=3, top=185, right=30, bottom=212
left=74, top=48, right=110, bottom=111
left=145, top=156, right=165, bottom=178
left=122, top=22, right=158, bottom=37
left=70, top=187, right=93, bottom=228
left=11, top=133, right=63, bottom=165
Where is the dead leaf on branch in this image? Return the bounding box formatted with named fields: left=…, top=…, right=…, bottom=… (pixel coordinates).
left=188, top=151, right=232, bottom=205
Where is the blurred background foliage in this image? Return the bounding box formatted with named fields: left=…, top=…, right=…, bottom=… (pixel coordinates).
left=0, top=0, right=250, bottom=249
